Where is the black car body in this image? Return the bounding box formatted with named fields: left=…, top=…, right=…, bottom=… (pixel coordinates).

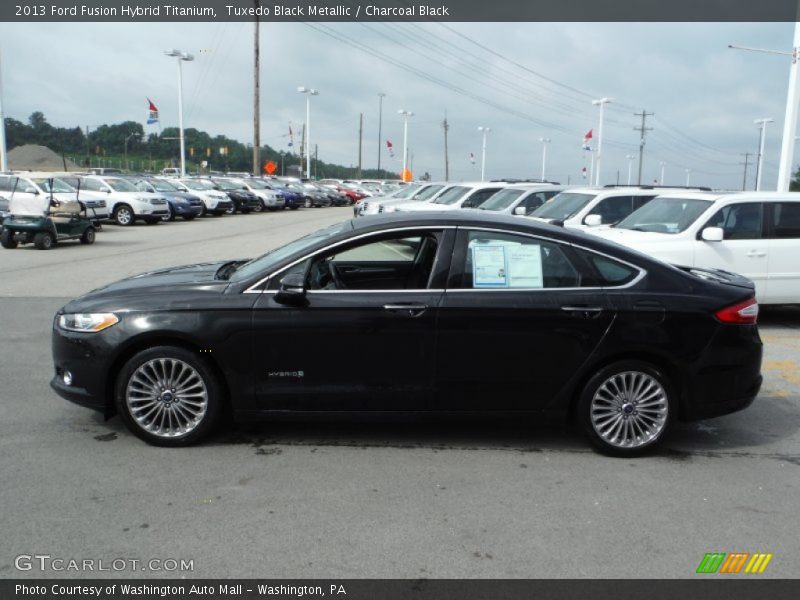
left=51, top=212, right=762, bottom=454
left=209, top=178, right=262, bottom=214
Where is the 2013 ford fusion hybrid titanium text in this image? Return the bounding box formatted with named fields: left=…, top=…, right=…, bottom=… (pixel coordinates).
left=51, top=212, right=763, bottom=455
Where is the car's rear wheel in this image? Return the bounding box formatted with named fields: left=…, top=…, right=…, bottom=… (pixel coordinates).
left=115, top=346, right=222, bottom=447
left=0, top=229, right=18, bottom=249
left=578, top=360, right=674, bottom=457
left=80, top=227, right=96, bottom=245
left=34, top=231, right=54, bottom=250
left=252, top=200, right=264, bottom=213
left=113, top=204, right=134, bottom=226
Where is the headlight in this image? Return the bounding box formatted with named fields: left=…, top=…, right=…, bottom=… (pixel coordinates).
left=58, top=313, right=119, bottom=333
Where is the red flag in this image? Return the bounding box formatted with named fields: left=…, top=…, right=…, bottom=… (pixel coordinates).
left=148, top=98, right=158, bottom=112
left=147, top=98, right=159, bottom=124
left=386, top=140, right=394, bottom=158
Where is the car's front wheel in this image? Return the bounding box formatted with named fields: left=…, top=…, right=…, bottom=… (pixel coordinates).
left=113, top=204, right=135, bottom=226
left=115, top=346, right=223, bottom=446
left=577, top=360, right=674, bottom=457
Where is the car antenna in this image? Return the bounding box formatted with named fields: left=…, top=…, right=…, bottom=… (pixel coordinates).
left=9, top=175, right=18, bottom=200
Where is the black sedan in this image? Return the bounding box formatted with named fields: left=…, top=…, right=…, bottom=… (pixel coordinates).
left=50, top=212, right=762, bottom=455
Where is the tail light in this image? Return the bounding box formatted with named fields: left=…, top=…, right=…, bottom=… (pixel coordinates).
left=715, top=297, right=759, bottom=324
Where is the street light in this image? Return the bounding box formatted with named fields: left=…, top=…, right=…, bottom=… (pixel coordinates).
left=377, top=92, right=386, bottom=172
left=625, top=154, right=635, bottom=185
left=591, top=97, right=612, bottom=186
left=164, top=49, right=194, bottom=177
left=660, top=161, right=666, bottom=185
left=297, top=86, right=319, bottom=179
left=398, top=109, right=414, bottom=181
left=539, top=137, right=551, bottom=181
left=477, top=126, right=491, bottom=181
left=754, top=117, right=774, bottom=191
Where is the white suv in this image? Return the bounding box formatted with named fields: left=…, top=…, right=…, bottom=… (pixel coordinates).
left=591, top=191, right=800, bottom=304
left=394, top=182, right=508, bottom=212
left=173, top=178, right=233, bottom=216
left=0, top=173, right=110, bottom=222
left=78, top=175, right=169, bottom=225
left=528, top=186, right=697, bottom=230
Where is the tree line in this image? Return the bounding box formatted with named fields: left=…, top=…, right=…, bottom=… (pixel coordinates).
left=4, top=111, right=398, bottom=179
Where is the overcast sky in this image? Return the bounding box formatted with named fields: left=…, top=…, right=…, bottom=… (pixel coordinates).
left=0, top=20, right=795, bottom=188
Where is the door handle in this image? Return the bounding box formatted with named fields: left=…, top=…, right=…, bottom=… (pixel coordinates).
left=561, top=305, right=604, bottom=318
left=383, top=303, right=428, bottom=317
left=746, top=250, right=766, bottom=258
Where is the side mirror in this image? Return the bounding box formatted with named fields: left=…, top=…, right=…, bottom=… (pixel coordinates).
left=275, top=273, right=307, bottom=305
left=701, top=226, right=724, bottom=242
left=513, top=206, right=526, bottom=216
left=584, top=214, right=603, bottom=227
left=102, top=187, right=112, bottom=193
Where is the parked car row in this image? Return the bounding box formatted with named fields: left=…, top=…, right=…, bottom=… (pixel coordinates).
left=0, top=171, right=355, bottom=250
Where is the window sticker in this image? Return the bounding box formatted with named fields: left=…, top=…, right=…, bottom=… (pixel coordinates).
left=473, top=245, right=508, bottom=287
left=507, top=244, right=543, bottom=288
left=471, top=242, right=543, bottom=288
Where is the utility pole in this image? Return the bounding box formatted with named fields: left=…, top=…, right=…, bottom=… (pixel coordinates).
left=357, top=112, right=363, bottom=178
left=592, top=97, right=612, bottom=186
left=740, top=152, right=751, bottom=191
left=377, top=92, right=385, bottom=172
left=442, top=113, right=450, bottom=182
left=634, top=110, right=654, bottom=185
left=252, top=1, right=261, bottom=176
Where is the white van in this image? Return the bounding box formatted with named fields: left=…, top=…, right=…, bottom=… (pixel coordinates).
left=591, top=191, right=800, bottom=304
left=528, top=186, right=704, bottom=230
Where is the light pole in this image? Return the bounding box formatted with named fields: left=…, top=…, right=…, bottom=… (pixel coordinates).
left=398, top=109, right=413, bottom=181
left=478, top=126, right=491, bottom=181
left=592, top=97, right=612, bottom=186
left=377, top=92, right=386, bottom=172
left=625, top=154, right=635, bottom=185
left=754, top=117, right=774, bottom=191
left=539, top=137, right=551, bottom=181
left=660, top=161, right=666, bottom=185
left=685, top=168, right=692, bottom=186
left=123, top=132, right=139, bottom=172
left=297, top=87, right=319, bottom=179
left=164, top=49, right=194, bottom=177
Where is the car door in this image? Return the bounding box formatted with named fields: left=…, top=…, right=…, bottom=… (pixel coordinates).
left=694, top=202, right=769, bottom=298
left=765, top=201, right=800, bottom=303
left=251, top=228, right=452, bottom=411
left=435, top=228, right=614, bottom=411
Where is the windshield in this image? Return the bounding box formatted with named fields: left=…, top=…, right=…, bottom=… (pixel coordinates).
left=229, top=222, right=351, bottom=283
left=389, top=184, right=420, bottom=199
left=32, top=178, right=75, bottom=193
left=246, top=179, right=270, bottom=189
left=104, top=178, right=138, bottom=192
left=479, top=188, right=525, bottom=211
left=614, top=197, right=714, bottom=234
left=531, top=192, right=596, bottom=220
left=213, top=179, right=241, bottom=191
left=432, top=186, right=468, bottom=205
left=180, top=179, right=216, bottom=191
left=413, top=185, right=445, bottom=201
left=150, top=179, right=178, bottom=192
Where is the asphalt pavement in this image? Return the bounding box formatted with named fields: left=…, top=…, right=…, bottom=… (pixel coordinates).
left=0, top=207, right=798, bottom=579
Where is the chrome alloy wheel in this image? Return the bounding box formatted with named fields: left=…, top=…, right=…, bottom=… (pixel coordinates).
left=589, top=371, right=668, bottom=449
left=125, top=358, right=208, bottom=438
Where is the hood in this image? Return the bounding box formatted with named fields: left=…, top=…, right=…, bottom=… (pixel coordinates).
left=62, top=261, right=235, bottom=313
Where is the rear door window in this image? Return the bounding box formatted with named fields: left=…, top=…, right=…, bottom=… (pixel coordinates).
left=770, top=202, right=800, bottom=238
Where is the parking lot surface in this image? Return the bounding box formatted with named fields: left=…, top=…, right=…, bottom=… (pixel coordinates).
left=1, top=208, right=798, bottom=578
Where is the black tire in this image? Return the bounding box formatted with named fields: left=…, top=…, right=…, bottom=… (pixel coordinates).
left=252, top=200, right=264, bottom=213
left=225, top=204, right=235, bottom=215
left=0, top=229, right=17, bottom=249
left=115, top=345, right=223, bottom=447
left=113, top=204, right=135, bottom=226
left=80, top=227, right=96, bottom=245
left=290, top=205, right=299, bottom=210
left=34, top=231, right=54, bottom=250
left=577, top=360, right=675, bottom=457
left=200, top=204, right=208, bottom=217
left=162, top=207, right=175, bottom=222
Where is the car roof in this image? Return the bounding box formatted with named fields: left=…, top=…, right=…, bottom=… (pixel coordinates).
left=647, top=191, right=800, bottom=202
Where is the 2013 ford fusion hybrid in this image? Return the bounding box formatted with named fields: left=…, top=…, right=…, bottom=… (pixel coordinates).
left=51, top=212, right=763, bottom=455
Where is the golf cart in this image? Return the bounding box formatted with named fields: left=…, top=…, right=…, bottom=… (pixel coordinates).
left=0, top=177, right=97, bottom=250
